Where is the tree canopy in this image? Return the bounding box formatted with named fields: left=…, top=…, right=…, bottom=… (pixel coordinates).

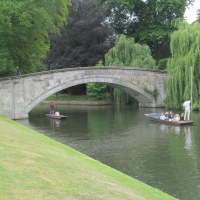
left=44, top=0, right=115, bottom=70
left=0, top=0, right=70, bottom=77
left=105, top=34, right=156, bottom=69
left=105, top=0, right=195, bottom=61
left=105, top=34, right=156, bottom=104
left=165, top=19, right=200, bottom=109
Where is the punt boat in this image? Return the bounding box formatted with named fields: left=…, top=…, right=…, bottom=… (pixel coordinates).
left=144, top=113, right=194, bottom=125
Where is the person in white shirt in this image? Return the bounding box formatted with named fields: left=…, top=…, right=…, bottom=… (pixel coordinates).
left=55, top=111, right=60, bottom=116
left=183, top=97, right=192, bottom=120
left=160, top=113, right=166, bottom=120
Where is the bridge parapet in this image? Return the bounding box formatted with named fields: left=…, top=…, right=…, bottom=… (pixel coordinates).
left=0, top=67, right=167, bottom=119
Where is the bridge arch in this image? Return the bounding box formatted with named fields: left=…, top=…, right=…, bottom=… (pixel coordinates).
left=0, top=67, right=167, bottom=119
left=26, top=77, right=155, bottom=113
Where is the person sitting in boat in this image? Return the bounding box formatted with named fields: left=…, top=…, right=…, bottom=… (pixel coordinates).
left=180, top=113, right=184, bottom=121
left=172, top=114, right=180, bottom=122
left=160, top=113, right=168, bottom=120
left=168, top=111, right=174, bottom=119
left=55, top=110, right=60, bottom=116
left=164, top=112, right=169, bottom=120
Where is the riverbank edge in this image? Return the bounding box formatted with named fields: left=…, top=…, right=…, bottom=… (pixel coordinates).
left=0, top=116, right=176, bottom=200
left=41, top=100, right=113, bottom=105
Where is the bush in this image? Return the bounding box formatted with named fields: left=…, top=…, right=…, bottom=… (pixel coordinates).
left=86, top=83, right=107, bottom=100
left=158, top=58, right=168, bottom=70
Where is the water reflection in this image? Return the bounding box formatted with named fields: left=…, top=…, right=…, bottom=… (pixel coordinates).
left=159, top=124, right=193, bottom=150
left=16, top=104, right=200, bottom=200
left=171, top=126, right=181, bottom=134
left=49, top=119, right=61, bottom=130
left=160, top=124, right=169, bottom=132
left=184, top=126, right=192, bottom=151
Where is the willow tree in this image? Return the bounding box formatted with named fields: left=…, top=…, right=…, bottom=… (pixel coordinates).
left=105, top=34, right=156, bottom=104
left=105, top=35, right=156, bottom=69
left=165, top=19, right=200, bottom=109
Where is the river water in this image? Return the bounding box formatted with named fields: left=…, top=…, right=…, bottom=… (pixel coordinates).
left=17, top=104, right=200, bottom=200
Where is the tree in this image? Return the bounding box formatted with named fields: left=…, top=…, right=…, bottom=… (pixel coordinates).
left=165, top=19, right=200, bottom=109
left=0, top=0, right=70, bottom=77
left=44, top=0, right=116, bottom=70
left=197, top=9, right=200, bottom=23
left=105, top=34, right=156, bottom=104
left=87, top=83, right=108, bottom=100
left=105, top=35, right=156, bottom=69
left=104, top=0, right=195, bottom=61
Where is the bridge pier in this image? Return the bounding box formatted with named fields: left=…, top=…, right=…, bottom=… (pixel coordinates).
left=14, top=114, right=29, bottom=120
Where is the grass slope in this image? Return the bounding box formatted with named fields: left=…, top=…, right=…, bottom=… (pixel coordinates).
left=0, top=116, right=176, bottom=200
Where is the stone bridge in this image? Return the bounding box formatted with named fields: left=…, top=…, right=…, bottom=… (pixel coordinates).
left=0, top=67, right=167, bottom=119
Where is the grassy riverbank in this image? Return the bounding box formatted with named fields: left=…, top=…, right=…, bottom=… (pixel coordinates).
left=0, top=116, right=176, bottom=200
left=43, top=94, right=113, bottom=105
left=45, top=94, right=89, bottom=102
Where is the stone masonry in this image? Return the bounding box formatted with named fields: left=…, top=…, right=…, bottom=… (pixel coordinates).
left=0, top=67, right=167, bottom=119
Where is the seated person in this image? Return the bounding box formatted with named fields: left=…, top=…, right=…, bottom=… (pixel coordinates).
left=55, top=110, right=60, bottom=116
left=160, top=113, right=166, bottom=120
left=168, top=111, right=174, bottom=119
left=180, top=113, right=184, bottom=121
left=172, top=114, right=180, bottom=122
left=164, top=112, right=169, bottom=120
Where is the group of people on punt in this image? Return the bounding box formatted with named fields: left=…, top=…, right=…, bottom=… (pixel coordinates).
left=160, top=111, right=184, bottom=122
left=159, top=97, right=192, bottom=122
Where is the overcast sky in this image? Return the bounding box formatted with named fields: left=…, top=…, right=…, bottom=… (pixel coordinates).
left=184, top=0, right=200, bottom=23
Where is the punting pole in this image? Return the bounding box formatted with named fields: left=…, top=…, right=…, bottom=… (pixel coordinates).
left=191, top=66, right=193, bottom=110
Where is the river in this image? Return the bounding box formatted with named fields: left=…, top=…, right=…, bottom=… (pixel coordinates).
left=16, top=104, right=200, bottom=200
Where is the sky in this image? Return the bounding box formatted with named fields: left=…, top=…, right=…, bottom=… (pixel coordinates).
left=184, top=0, right=200, bottom=23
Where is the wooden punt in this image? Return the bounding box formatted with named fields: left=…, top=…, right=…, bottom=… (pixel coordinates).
left=144, top=113, right=194, bottom=125
left=45, top=114, right=68, bottom=120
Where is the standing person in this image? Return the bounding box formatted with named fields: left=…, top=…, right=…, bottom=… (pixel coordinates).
left=50, top=102, right=55, bottom=114
left=16, top=66, right=21, bottom=76
left=183, top=97, right=192, bottom=120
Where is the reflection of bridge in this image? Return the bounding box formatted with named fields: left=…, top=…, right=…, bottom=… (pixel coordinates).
left=0, top=67, right=167, bottom=119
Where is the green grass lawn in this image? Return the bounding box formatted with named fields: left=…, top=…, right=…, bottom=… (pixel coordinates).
left=0, top=116, right=177, bottom=200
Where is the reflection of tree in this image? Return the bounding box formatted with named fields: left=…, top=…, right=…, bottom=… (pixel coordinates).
left=87, top=106, right=139, bottom=138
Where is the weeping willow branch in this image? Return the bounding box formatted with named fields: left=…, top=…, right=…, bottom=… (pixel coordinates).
left=144, top=86, right=159, bottom=100
left=165, top=19, right=200, bottom=109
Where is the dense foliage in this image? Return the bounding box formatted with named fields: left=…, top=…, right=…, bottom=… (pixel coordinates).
left=197, top=9, right=200, bottom=23
left=87, top=83, right=108, bottom=100
left=0, top=0, right=70, bottom=77
left=165, top=19, right=200, bottom=109
left=105, top=35, right=156, bottom=104
left=44, top=0, right=115, bottom=70
left=105, top=0, right=195, bottom=61
left=105, top=35, right=156, bottom=69
left=158, top=58, right=168, bottom=70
